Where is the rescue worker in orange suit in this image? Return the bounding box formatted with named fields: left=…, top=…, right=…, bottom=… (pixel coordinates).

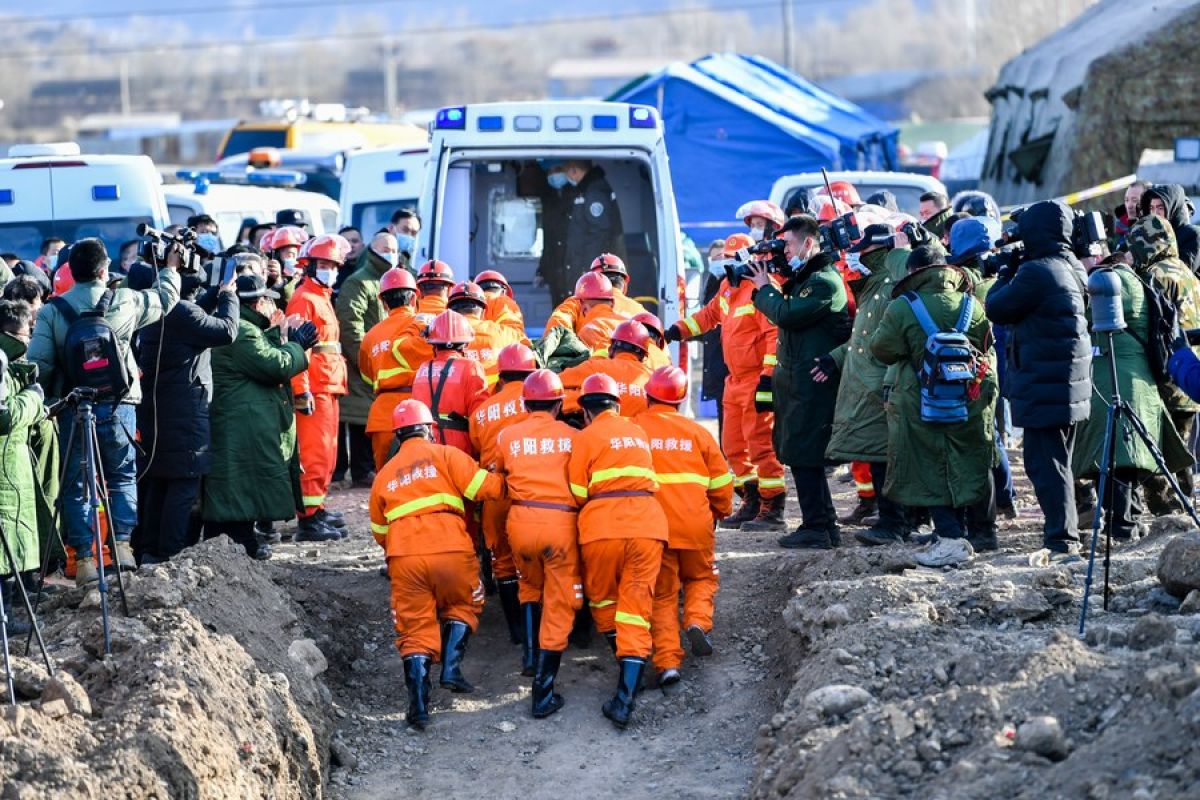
left=287, top=234, right=350, bottom=541
left=370, top=399, right=504, bottom=729
left=415, top=260, right=455, bottom=319
left=568, top=373, right=668, bottom=729
left=468, top=343, right=538, bottom=647
left=411, top=310, right=490, bottom=456
left=664, top=232, right=787, bottom=530
left=476, top=269, right=525, bottom=337
left=494, top=369, right=581, bottom=718
left=632, top=311, right=672, bottom=369
left=446, top=281, right=529, bottom=389
left=544, top=253, right=646, bottom=334
left=359, top=268, right=433, bottom=469
left=559, top=320, right=654, bottom=417
left=568, top=272, right=627, bottom=354
left=635, top=367, right=734, bottom=686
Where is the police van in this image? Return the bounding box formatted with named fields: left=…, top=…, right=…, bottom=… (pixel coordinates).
left=338, top=146, right=428, bottom=234
left=0, top=142, right=169, bottom=261
left=417, top=101, right=686, bottom=349
left=164, top=175, right=340, bottom=250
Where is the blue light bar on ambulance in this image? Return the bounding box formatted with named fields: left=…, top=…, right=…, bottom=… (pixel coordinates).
left=592, top=114, right=618, bottom=131
left=477, top=115, right=504, bottom=132
left=554, top=115, right=582, bottom=133
left=0, top=190, right=12, bottom=205
left=246, top=170, right=306, bottom=187
left=435, top=106, right=466, bottom=130
left=384, top=169, right=407, bottom=183
left=513, top=115, right=541, bottom=132
left=629, top=107, right=657, bottom=129
left=92, top=184, right=120, bottom=201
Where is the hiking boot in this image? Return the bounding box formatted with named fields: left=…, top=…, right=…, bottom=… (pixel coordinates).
left=741, top=493, right=786, bottom=532
left=685, top=624, right=713, bottom=657
left=602, top=657, right=646, bottom=729
left=496, top=578, right=523, bottom=645
left=295, top=515, right=340, bottom=542
left=75, top=556, right=99, bottom=588
left=855, top=525, right=906, bottom=547
left=839, top=497, right=878, bottom=525
left=249, top=542, right=273, bottom=561
left=531, top=649, right=565, bottom=719
left=967, top=530, right=999, bottom=552
left=403, top=655, right=432, bottom=729
left=721, top=483, right=761, bottom=529
left=778, top=526, right=834, bottom=550
left=915, top=537, right=974, bottom=568
left=658, top=668, right=681, bottom=687
left=520, top=602, right=541, bottom=677
left=114, top=540, right=137, bottom=571
left=1028, top=546, right=1083, bottom=568
left=439, top=620, right=475, bottom=693
left=255, top=521, right=281, bottom=545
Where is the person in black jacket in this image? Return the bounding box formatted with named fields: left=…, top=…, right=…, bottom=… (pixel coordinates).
left=1141, top=184, right=1200, bottom=273
left=129, top=264, right=239, bottom=563
left=985, top=200, right=1092, bottom=560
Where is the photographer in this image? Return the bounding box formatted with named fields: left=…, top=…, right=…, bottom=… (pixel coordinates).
left=129, top=263, right=239, bottom=564
left=749, top=214, right=851, bottom=550
left=28, top=238, right=179, bottom=585
left=984, top=201, right=1091, bottom=561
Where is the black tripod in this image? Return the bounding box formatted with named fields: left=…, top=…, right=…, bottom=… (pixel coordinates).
left=1, top=519, right=55, bottom=705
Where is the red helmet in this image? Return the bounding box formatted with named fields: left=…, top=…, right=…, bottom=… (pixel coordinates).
left=299, top=234, right=348, bottom=266
left=52, top=267, right=75, bottom=297
left=448, top=281, right=487, bottom=310
left=475, top=269, right=511, bottom=295
left=722, top=233, right=756, bottom=259
left=267, top=225, right=309, bottom=252
left=523, top=368, right=565, bottom=402
left=417, top=260, right=455, bottom=286
left=579, top=373, right=620, bottom=402
left=817, top=180, right=863, bottom=208
left=426, top=310, right=475, bottom=346
left=737, top=200, right=785, bottom=227
left=632, top=312, right=664, bottom=343
left=814, top=196, right=853, bottom=223
left=611, top=320, right=651, bottom=354
left=589, top=253, right=628, bottom=278
left=574, top=272, right=614, bottom=301
left=646, top=366, right=688, bottom=405
left=391, top=398, right=434, bottom=431
left=378, top=267, right=417, bottom=295
left=497, top=343, right=538, bottom=374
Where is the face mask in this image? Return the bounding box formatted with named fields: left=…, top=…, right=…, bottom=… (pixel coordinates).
left=749, top=226, right=765, bottom=242
left=709, top=258, right=726, bottom=277
left=315, top=267, right=338, bottom=286
left=197, top=233, right=221, bottom=254
left=547, top=172, right=569, bottom=190
left=394, top=234, right=416, bottom=256
left=380, top=250, right=399, bottom=267
left=282, top=257, right=298, bottom=275
left=844, top=252, right=870, bottom=276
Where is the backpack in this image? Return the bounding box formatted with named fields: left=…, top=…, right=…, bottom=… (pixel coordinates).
left=901, top=291, right=978, bottom=425
left=1126, top=272, right=1177, bottom=382
left=50, top=290, right=132, bottom=404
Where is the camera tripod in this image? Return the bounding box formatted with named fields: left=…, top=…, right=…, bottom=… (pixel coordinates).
left=1, top=518, right=54, bottom=706
left=1078, top=330, right=1200, bottom=635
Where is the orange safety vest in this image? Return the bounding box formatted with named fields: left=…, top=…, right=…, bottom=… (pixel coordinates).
left=360, top=306, right=433, bottom=434
left=287, top=277, right=348, bottom=396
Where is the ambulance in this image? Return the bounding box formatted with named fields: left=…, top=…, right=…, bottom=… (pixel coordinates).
left=0, top=143, right=169, bottom=261
left=417, top=101, right=687, bottom=354
left=338, top=146, right=428, bottom=234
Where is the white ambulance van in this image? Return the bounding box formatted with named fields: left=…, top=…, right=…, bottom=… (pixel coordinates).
left=0, top=143, right=169, bottom=260
left=338, top=146, right=428, bottom=234
left=417, top=101, right=686, bottom=348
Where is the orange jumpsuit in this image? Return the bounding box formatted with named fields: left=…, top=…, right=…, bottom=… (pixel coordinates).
left=559, top=352, right=652, bottom=416
left=287, top=278, right=347, bottom=517
left=359, top=306, right=433, bottom=469
left=485, top=294, right=525, bottom=337
left=568, top=410, right=667, bottom=659
left=411, top=353, right=490, bottom=456
left=675, top=277, right=785, bottom=499
left=634, top=405, right=734, bottom=672
left=544, top=290, right=646, bottom=333
left=370, top=437, right=503, bottom=658
left=464, top=317, right=530, bottom=389
left=576, top=304, right=629, bottom=355
left=495, top=412, right=581, bottom=652
left=468, top=380, right=528, bottom=582
left=416, top=293, right=447, bottom=320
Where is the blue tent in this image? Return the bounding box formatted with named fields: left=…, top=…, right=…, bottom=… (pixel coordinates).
left=611, top=53, right=898, bottom=240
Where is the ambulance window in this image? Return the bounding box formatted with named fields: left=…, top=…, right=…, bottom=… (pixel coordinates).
left=490, top=194, right=542, bottom=260
left=0, top=224, right=45, bottom=261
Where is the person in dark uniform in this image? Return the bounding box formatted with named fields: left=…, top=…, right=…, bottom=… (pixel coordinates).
left=518, top=159, right=626, bottom=306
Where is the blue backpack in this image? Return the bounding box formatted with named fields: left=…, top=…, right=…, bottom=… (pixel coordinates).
left=901, top=291, right=977, bottom=424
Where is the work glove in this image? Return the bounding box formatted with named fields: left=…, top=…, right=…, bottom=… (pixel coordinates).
left=811, top=354, right=839, bottom=384
left=289, top=321, right=319, bottom=351
left=754, top=374, right=774, bottom=413
left=293, top=392, right=315, bottom=416
left=663, top=324, right=683, bottom=344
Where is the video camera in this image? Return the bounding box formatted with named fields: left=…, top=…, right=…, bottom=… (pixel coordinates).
left=819, top=212, right=861, bottom=256
left=136, top=224, right=206, bottom=274
left=1071, top=210, right=1107, bottom=259
left=723, top=238, right=788, bottom=285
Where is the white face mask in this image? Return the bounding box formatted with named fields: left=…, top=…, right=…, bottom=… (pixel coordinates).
left=844, top=252, right=869, bottom=276
left=282, top=257, right=298, bottom=274
left=709, top=258, right=726, bottom=277
left=749, top=225, right=766, bottom=242
left=315, top=267, right=338, bottom=286
left=381, top=250, right=399, bottom=267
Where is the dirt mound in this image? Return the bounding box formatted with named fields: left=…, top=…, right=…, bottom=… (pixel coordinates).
left=0, top=538, right=333, bottom=799
left=752, top=521, right=1200, bottom=799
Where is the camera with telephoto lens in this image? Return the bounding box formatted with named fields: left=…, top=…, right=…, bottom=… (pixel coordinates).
left=819, top=212, right=861, bottom=255
left=1071, top=210, right=1108, bottom=259
left=136, top=223, right=204, bottom=274
left=725, top=238, right=787, bottom=285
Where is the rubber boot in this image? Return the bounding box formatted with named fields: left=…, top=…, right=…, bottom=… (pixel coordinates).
left=315, top=509, right=347, bottom=539
left=741, top=492, right=786, bottom=532
left=520, top=603, right=541, bottom=677
left=402, top=655, right=432, bottom=729
left=497, top=578, right=524, bottom=645
left=531, top=649, right=565, bottom=719
left=568, top=608, right=594, bottom=649
left=296, top=514, right=339, bottom=542
left=720, top=482, right=760, bottom=529
left=602, top=657, right=646, bottom=730
left=439, top=620, right=475, bottom=693
left=604, top=630, right=617, bottom=656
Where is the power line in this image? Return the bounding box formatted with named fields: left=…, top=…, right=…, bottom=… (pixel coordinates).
left=1, top=0, right=432, bottom=27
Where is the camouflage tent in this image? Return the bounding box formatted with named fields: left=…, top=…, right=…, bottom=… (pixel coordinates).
left=979, top=0, right=1200, bottom=207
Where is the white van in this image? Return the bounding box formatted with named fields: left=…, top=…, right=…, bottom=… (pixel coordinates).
left=339, top=146, right=428, bottom=234
left=164, top=177, right=340, bottom=250
left=769, top=171, right=948, bottom=218
left=417, top=101, right=686, bottom=345
left=0, top=142, right=169, bottom=260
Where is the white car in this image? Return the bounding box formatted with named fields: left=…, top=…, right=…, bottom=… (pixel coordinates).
left=339, top=146, right=428, bottom=234
left=769, top=170, right=948, bottom=218
left=0, top=142, right=169, bottom=260
left=164, top=178, right=340, bottom=250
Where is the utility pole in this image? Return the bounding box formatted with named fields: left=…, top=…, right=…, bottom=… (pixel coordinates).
left=119, top=58, right=131, bottom=116
left=383, top=37, right=398, bottom=117
left=781, top=0, right=794, bottom=72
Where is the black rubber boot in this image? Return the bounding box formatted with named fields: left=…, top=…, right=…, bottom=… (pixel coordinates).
left=720, top=482, right=760, bottom=529
left=604, top=631, right=617, bottom=656
left=439, top=620, right=475, bottom=693
left=741, top=493, right=786, bottom=532
left=318, top=508, right=347, bottom=529
left=497, top=578, right=524, bottom=645
left=568, top=608, right=594, bottom=649
left=602, top=657, right=646, bottom=730
left=520, top=603, right=541, bottom=677
left=403, top=655, right=432, bottom=729
left=531, top=649, right=565, bottom=719
left=296, top=514, right=339, bottom=542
